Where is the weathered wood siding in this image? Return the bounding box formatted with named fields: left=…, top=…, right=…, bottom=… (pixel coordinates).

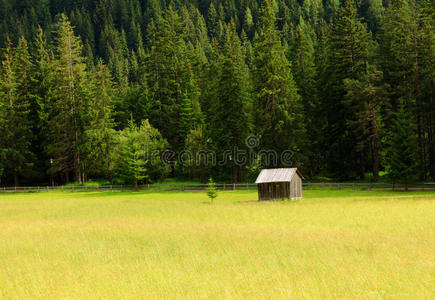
left=258, top=182, right=291, bottom=201
left=290, top=173, right=303, bottom=199
left=256, top=168, right=303, bottom=201
left=258, top=174, right=302, bottom=201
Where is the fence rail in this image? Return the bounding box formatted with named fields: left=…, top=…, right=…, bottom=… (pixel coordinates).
left=1, top=182, right=435, bottom=193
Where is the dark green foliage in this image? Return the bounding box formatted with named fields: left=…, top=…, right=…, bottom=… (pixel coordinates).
left=387, top=105, right=418, bottom=190
left=291, top=18, right=322, bottom=178
left=43, top=14, right=91, bottom=184
left=84, top=61, right=117, bottom=181
left=184, top=126, right=209, bottom=182
left=379, top=0, right=434, bottom=180
left=207, top=20, right=252, bottom=183
left=343, top=65, right=388, bottom=180
left=145, top=6, right=201, bottom=151
left=0, top=38, right=34, bottom=186
left=253, top=0, right=305, bottom=166
left=322, top=0, right=372, bottom=179
left=0, top=0, right=433, bottom=185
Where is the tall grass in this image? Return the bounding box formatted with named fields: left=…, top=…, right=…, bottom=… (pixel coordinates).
left=0, top=190, right=434, bottom=299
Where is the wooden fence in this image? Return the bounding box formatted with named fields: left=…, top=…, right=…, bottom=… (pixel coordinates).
left=1, top=182, right=435, bottom=193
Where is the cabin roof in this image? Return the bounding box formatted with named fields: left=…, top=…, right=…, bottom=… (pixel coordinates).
left=255, top=168, right=304, bottom=183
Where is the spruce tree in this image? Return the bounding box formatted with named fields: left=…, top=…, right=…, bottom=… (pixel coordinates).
left=44, top=14, right=91, bottom=183
left=252, top=0, right=305, bottom=166
left=379, top=0, right=417, bottom=108
left=85, top=60, right=117, bottom=182
left=379, top=0, right=430, bottom=180
left=418, top=0, right=435, bottom=179
left=31, top=27, right=53, bottom=182
left=178, top=92, right=194, bottom=150
left=119, top=119, right=148, bottom=192
left=206, top=177, right=218, bottom=203
left=292, top=18, right=322, bottom=178
left=184, top=126, right=208, bottom=182
left=207, top=2, right=219, bottom=38
left=208, top=20, right=252, bottom=183
left=145, top=5, right=201, bottom=151
left=387, top=105, right=417, bottom=191
left=322, top=0, right=371, bottom=179
left=343, top=65, right=388, bottom=180
left=0, top=38, right=34, bottom=186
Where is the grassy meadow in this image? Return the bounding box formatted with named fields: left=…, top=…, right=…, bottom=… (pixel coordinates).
left=0, top=190, right=434, bottom=299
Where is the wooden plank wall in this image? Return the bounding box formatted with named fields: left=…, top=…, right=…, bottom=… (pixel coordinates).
left=258, top=175, right=303, bottom=201
left=258, top=182, right=291, bottom=201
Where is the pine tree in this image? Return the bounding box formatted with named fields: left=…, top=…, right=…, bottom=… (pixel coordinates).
left=178, top=92, right=194, bottom=150
left=292, top=18, right=322, bottom=177
left=207, top=2, right=219, bottom=38
left=252, top=0, right=305, bottom=166
left=206, top=177, right=218, bottom=203
left=184, top=126, right=208, bottom=182
left=418, top=0, right=435, bottom=179
left=31, top=27, right=53, bottom=182
left=243, top=7, right=254, bottom=38
left=0, top=38, right=34, bottom=186
left=343, top=65, right=388, bottom=180
left=208, top=20, right=252, bottom=183
left=379, top=0, right=416, bottom=108
left=387, top=105, right=417, bottom=191
left=44, top=14, right=91, bottom=183
left=85, top=60, right=117, bottom=182
left=379, top=0, right=431, bottom=180
left=322, top=0, right=372, bottom=179
left=145, top=5, right=201, bottom=151
left=119, top=119, right=148, bottom=192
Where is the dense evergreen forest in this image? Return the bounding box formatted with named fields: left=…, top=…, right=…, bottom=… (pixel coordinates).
left=0, top=0, right=433, bottom=186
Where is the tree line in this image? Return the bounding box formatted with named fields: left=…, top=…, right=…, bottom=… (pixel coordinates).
left=0, top=0, right=433, bottom=186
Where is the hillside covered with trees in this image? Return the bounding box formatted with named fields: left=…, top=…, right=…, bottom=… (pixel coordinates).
left=0, top=0, right=433, bottom=186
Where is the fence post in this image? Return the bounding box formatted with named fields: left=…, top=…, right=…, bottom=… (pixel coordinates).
left=233, top=183, right=236, bottom=190
left=181, top=185, right=184, bottom=192
left=223, top=183, right=226, bottom=191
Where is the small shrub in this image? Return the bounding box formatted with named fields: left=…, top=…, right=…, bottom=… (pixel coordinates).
left=206, top=178, right=218, bottom=203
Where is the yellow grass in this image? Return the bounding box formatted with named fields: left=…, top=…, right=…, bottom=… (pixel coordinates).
left=0, top=190, right=434, bottom=299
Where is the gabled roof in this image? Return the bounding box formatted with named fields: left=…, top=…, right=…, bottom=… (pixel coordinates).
left=255, top=168, right=304, bottom=183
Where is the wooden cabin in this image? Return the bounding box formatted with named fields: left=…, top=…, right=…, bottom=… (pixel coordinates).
left=255, top=168, right=304, bottom=201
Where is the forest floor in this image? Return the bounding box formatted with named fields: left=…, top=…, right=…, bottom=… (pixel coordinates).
left=0, top=190, right=434, bottom=299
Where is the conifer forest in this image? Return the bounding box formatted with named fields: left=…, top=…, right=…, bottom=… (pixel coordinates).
left=0, top=0, right=433, bottom=186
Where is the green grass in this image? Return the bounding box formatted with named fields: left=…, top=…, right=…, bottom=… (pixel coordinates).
left=0, top=190, right=434, bottom=299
